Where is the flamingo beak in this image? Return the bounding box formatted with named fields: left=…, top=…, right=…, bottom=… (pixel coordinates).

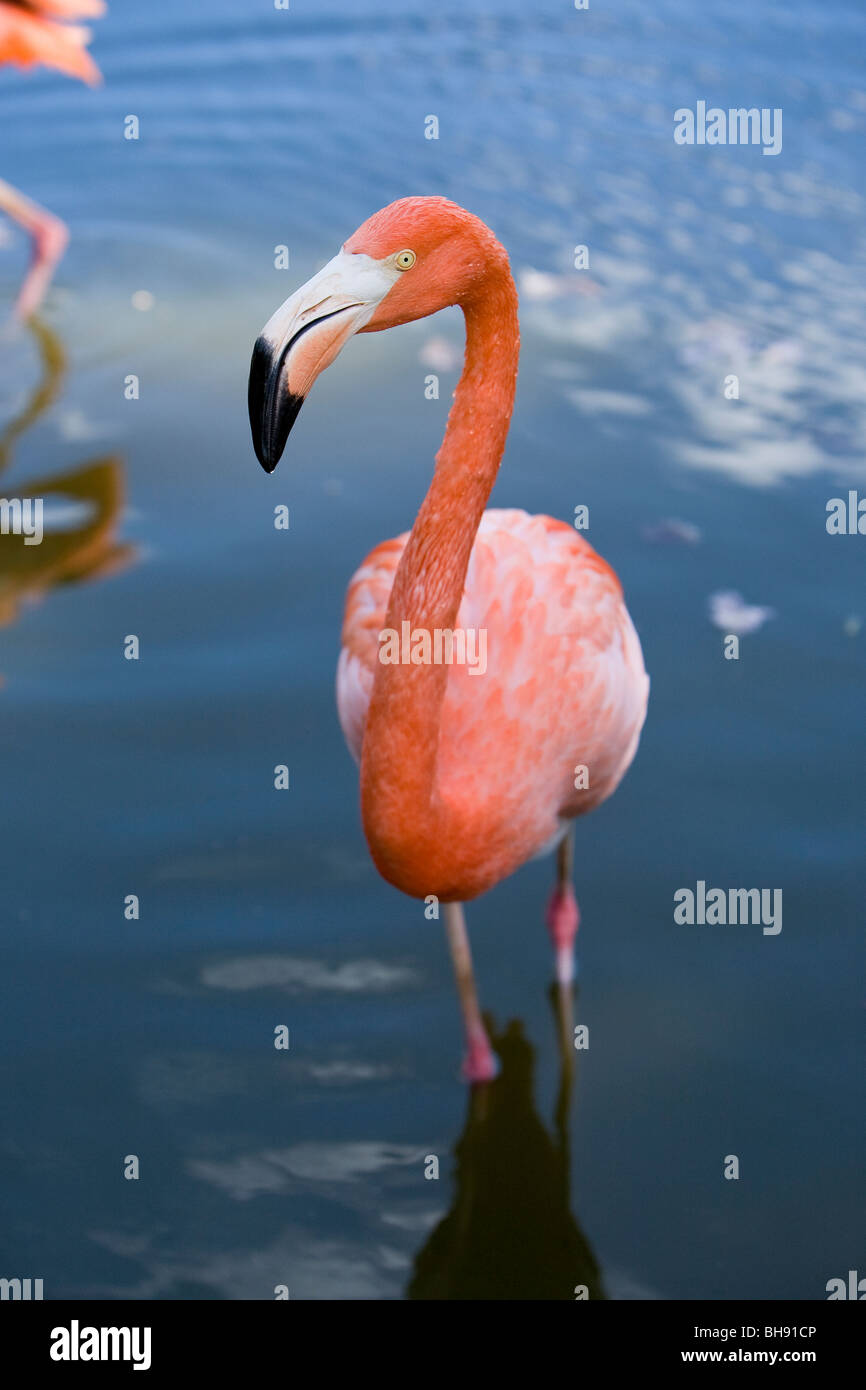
left=248, top=249, right=400, bottom=473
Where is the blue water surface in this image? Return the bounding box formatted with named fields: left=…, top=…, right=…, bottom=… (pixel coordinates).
left=0, top=0, right=863, bottom=1299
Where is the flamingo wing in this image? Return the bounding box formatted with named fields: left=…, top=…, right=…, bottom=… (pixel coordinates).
left=338, top=509, right=648, bottom=863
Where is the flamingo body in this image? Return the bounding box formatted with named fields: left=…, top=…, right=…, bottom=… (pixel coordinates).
left=0, top=1, right=103, bottom=87
left=337, top=508, right=648, bottom=901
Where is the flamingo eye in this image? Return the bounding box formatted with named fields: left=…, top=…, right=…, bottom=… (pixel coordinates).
left=395, top=249, right=416, bottom=270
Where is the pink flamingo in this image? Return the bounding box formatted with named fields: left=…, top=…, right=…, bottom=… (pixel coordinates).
left=0, top=0, right=104, bottom=318
left=249, top=197, right=649, bottom=1082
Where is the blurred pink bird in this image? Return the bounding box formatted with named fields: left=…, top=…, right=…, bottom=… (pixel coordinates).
left=0, top=0, right=105, bottom=317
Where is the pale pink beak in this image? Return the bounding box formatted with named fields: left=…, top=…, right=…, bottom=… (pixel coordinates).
left=248, top=249, right=400, bottom=473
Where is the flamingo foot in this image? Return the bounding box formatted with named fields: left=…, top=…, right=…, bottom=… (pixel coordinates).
left=546, top=883, right=580, bottom=985
left=14, top=213, right=69, bottom=321
left=461, top=1023, right=498, bottom=1084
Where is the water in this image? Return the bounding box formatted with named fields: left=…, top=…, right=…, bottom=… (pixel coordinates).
left=0, top=0, right=862, bottom=1300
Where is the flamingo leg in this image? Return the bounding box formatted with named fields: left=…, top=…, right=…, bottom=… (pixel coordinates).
left=443, top=902, right=497, bottom=1084
left=545, top=826, right=580, bottom=986
left=0, top=178, right=69, bottom=320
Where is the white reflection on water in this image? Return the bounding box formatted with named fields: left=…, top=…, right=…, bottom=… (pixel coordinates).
left=189, top=1142, right=423, bottom=1198
left=200, top=956, right=420, bottom=993
left=708, top=590, right=776, bottom=635
left=89, top=1227, right=404, bottom=1301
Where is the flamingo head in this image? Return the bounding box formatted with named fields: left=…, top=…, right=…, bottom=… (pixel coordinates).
left=248, top=196, right=507, bottom=473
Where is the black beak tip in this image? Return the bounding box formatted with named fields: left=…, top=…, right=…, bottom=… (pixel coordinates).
left=248, top=334, right=306, bottom=474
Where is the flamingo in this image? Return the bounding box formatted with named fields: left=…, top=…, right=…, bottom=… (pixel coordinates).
left=248, top=197, right=649, bottom=1083
left=0, top=0, right=105, bottom=318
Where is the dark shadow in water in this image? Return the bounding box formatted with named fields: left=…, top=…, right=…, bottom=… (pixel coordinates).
left=0, top=317, right=135, bottom=632
left=408, top=983, right=605, bottom=1301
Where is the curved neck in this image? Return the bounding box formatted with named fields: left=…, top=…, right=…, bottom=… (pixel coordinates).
left=359, top=260, right=520, bottom=896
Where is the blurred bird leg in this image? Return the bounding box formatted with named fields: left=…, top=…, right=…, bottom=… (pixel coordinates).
left=0, top=178, right=69, bottom=319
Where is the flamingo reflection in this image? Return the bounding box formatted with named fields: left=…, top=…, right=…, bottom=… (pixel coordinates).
left=408, top=983, right=605, bottom=1301
left=0, top=316, right=134, bottom=639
